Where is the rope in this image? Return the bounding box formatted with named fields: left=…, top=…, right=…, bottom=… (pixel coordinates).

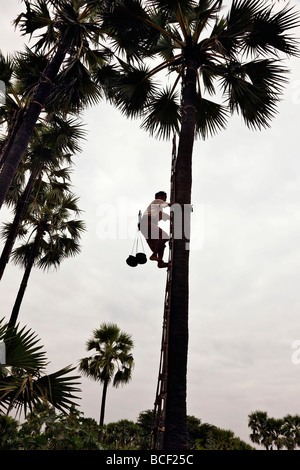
left=31, top=100, right=43, bottom=108
left=130, top=231, right=138, bottom=256
left=41, top=75, right=53, bottom=85
left=131, top=212, right=146, bottom=256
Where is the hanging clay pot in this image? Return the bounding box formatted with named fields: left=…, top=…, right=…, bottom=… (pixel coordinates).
left=136, top=252, right=147, bottom=264
left=126, top=255, right=138, bottom=267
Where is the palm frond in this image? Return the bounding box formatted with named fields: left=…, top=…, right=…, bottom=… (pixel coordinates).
left=113, top=360, right=134, bottom=388
left=0, top=53, right=15, bottom=87
left=83, top=47, right=113, bottom=69
left=11, top=239, right=37, bottom=268
left=243, top=3, right=300, bottom=57
left=14, top=47, right=49, bottom=99
left=50, top=167, right=72, bottom=182
left=91, top=323, right=122, bottom=346
left=0, top=365, right=81, bottom=416
left=41, top=115, right=86, bottom=154
left=219, top=57, right=289, bottom=129
left=221, top=71, right=276, bottom=130
left=14, top=0, right=53, bottom=37
left=42, top=236, right=81, bottom=265
left=0, top=320, right=81, bottom=415
left=62, top=218, right=86, bottom=238
left=113, top=61, right=158, bottom=117
left=240, top=58, right=289, bottom=94
left=3, top=161, right=27, bottom=209
left=226, top=0, right=262, bottom=36
left=141, top=87, right=181, bottom=139
left=150, top=33, right=177, bottom=61
left=92, top=62, right=122, bottom=101
left=148, top=0, right=198, bottom=16
left=200, top=65, right=217, bottom=95
left=65, top=190, right=82, bottom=209
left=0, top=321, right=47, bottom=372
left=46, top=58, right=103, bottom=113
left=0, top=221, right=28, bottom=242
left=102, top=0, right=160, bottom=60
left=33, top=365, right=81, bottom=413
left=35, top=244, right=62, bottom=270
left=195, top=95, right=228, bottom=139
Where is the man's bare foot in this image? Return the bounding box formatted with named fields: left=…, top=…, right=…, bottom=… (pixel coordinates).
left=150, top=255, right=160, bottom=261
left=157, top=261, right=168, bottom=268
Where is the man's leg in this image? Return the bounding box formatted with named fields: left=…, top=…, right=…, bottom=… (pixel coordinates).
left=155, top=227, right=169, bottom=268
left=156, top=241, right=166, bottom=261
left=143, top=222, right=169, bottom=266
left=149, top=223, right=162, bottom=261
left=156, top=241, right=168, bottom=268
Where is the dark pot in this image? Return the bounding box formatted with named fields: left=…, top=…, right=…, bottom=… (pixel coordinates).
left=136, top=252, right=147, bottom=264
left=126, top=255, right=138, bottom=267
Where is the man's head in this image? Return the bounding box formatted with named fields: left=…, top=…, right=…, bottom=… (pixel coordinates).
left=155, top=191, right=167, bottom=201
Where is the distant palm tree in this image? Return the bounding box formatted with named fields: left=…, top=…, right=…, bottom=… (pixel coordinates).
left=79, top=322, right=134, bottom=427
left=102, top=0, right=300, bottom=449
left=282, top=414, right=300, bottom=450
left=269, top=417, right=285, bottom=450
left=7, top=189, right=85, bottom=328
left=0, top=318, right=80, bottom=416
left=248, top=410, right=276, bottom=450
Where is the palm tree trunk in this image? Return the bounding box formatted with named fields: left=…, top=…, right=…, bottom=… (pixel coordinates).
left=8, top=227, right=43, bottom=329
left=0, top=109, right=25, bottom=170
left=100, top=378, right=109, bottom=428
left=163, top=59, right=198, bottom=450
left=0, top=163, right=43, bottom=281
left=0, top=36, right=70, bottom=209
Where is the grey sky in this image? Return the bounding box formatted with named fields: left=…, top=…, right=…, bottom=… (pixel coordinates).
left=1, top=0, right=300, bottom=446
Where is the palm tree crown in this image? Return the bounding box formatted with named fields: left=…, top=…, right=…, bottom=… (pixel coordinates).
left=101, top=0, right=300, bottom=138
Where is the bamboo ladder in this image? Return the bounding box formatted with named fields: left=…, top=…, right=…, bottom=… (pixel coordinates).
left=151, top=135, right=177, bottom=450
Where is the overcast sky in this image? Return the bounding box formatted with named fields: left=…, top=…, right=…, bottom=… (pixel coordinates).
left=1, top=0, right=300, bottom=447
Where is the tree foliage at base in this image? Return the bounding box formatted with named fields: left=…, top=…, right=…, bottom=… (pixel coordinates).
left=0, top=405, right=101, bottom=450
left=0, top=406, right=255, bottom=450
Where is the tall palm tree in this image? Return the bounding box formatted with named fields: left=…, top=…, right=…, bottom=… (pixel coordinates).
left=0, top=0, right=108, bottom=209
left=79, top=322, right=134, bottom=427
left=6, top=188, right=85, bottom=329
left=100, top=0, right=300, bottom=449
left=0, top=318, right=81, bottom=416
left=0, top=45, right=86, bottom=281
left=0, top=115, right=85, bottom=281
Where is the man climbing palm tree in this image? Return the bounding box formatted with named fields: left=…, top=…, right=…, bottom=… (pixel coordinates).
left=139, top=191, right=170, bottom=268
